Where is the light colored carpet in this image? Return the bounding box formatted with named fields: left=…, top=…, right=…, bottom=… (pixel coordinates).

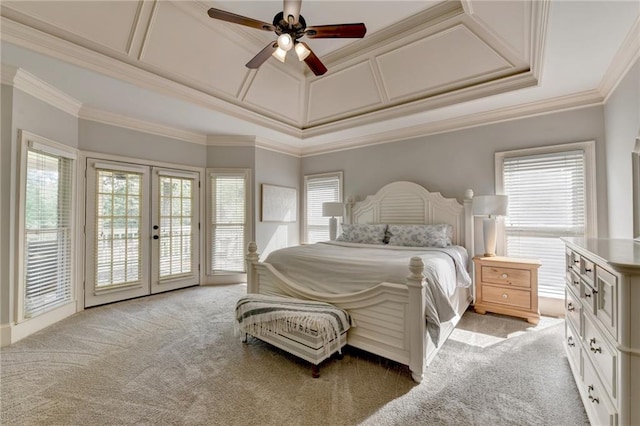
left=1, top=284, right=588, bottom=425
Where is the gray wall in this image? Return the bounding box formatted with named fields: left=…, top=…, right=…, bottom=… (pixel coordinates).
left=80, top=120, right=206, bottom=167
left=1, top=88, right=79, bottom=327
left=302, top=105, right=609, bottom=237
left=254, top=148, right=300, bottom=258
left=604, top=59, right=640, bottom=238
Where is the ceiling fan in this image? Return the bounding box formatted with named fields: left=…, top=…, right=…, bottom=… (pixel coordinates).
left=207, top=0, right=367, bottom=76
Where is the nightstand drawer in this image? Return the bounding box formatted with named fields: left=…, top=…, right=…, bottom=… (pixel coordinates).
left=481, top=285, right=531, bottom=309
left=481, top=265, right=531, bottom=288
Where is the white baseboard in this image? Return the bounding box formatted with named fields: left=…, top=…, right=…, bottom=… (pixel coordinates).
left=7, top=302, right=77, bottom=345
left=0, top=323, right=12, bottom=347
left=203, top=274, right=247, bottom=285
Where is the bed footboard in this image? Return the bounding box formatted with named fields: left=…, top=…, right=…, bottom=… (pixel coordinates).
left=246, top=242, right=430, bottom=382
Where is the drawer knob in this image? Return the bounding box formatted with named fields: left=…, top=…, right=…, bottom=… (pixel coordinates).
left=589, top=338, right=602, bottom=354
left=502, top=293, right=508, bottom=299
left=573, top=281, right=579, bottom=286
left=574, top=260, right=580, bottom=264
left=587, top=385, right=600, bottom=404
left=501, top=273, right=508, bottom=279
left=585, top=268, right=593, bottom=273
left=567, top=336, right=575, bottom=347
left=585, top=292, right=592, bottom=298
left=567, top=302, right=575, bottom=312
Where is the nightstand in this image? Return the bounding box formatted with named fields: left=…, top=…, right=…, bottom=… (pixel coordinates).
left=472, top=256, right=541, bottom=324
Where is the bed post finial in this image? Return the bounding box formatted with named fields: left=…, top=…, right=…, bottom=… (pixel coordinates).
left=246, top=242, right=259, bottom=293
left=408, top=257, right=425, bottom=282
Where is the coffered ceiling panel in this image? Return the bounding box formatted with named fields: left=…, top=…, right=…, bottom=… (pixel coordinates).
left=243, top=64, right=303, bottom=124
left=467, top=0, right=529, bottom=61
left=376, top=24, right=512, bottom=102
left=3, top=0, right=140, bottom=54
left=140, top=1, right=250, bottom=99
left=307, top=61, right=383, bottom=124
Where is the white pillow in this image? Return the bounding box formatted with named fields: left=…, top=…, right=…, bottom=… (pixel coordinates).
left=337, top=224, right=387, bottom=245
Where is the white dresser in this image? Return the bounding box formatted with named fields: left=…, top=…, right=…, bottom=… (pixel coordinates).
left=563, top=238, right=640, bottom=426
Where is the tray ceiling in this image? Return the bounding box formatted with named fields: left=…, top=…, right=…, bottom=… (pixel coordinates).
left=0, top=0, right=638, bottom=154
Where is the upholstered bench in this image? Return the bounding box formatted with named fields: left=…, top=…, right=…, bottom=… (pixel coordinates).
left=235, top=294, right=352, bottom=378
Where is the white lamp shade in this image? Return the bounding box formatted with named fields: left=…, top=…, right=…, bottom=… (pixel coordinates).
left=272, top=47, right=287, bottom=62
left=295, top=42, right=311, bottom=61
left=322, top=202, right=344, bottom=217
left=472, top=195, right=508, bottom=217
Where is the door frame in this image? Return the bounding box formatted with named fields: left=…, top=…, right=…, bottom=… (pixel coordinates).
left=78, top=151, right=204, bottom=310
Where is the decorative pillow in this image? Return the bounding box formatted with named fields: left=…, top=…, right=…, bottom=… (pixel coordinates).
left=387, top=224, right=452, bottom=248
left=337, top=224, right=387, bottom=245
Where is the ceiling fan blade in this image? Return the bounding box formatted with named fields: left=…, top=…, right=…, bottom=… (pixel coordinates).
left=306, top=23, right=367, bottom=38
left=283, top=0, right=302, bottom=25
left=300, top=43, right=327, bottom=76
left=246, top=42, right=278, bottom=69
left=207, top=8, right=275, bottom=32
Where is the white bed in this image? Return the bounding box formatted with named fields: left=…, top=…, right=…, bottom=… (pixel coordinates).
left=245, top=181, right=475, bottom=382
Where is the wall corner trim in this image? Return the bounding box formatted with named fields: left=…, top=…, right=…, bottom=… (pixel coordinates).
left=2, top=66, right=82, bottom=117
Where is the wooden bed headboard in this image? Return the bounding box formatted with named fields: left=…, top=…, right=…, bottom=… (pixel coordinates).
left=349, top=181, right=474, bottom=255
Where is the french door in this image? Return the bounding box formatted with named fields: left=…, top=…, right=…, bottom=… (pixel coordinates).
left=85, top=159, right=199, bottom=307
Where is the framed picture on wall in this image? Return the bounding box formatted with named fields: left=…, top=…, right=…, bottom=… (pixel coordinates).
left=261, top=184, right=297, bottom=222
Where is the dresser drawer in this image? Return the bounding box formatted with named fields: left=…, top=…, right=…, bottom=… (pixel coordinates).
left=567, top=249, right=581, bottom=275
left=581, top=257, right=595, bottom=285
left=584, top=315, right=617, bottom=400
left=565, top=320, right=581, bottom=376
left=567, top=270, right=581, bottom=295
left=582, top=353, right=618, bottom=426
left=595, top=267, right=618, bottom=340
left=480, top=285, right=531, bottom=309
left=481, top=266, right=531, bottom=288
left=565, top=287, right=582, bottom=337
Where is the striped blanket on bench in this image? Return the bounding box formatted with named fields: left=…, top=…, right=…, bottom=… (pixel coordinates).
left=235, top=294, right=352, bottom=355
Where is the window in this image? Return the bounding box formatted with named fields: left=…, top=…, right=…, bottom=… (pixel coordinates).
left=208, top=169, right=249, bottom=274
left=19, top=131, right=76, bottom=320
left=304, top=172, right=342, bottom=243
left=496, top=142, right=596, bottom=298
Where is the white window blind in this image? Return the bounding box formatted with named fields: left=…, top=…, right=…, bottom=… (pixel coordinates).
left=23, top=147, right=74, bottom=318
left=210, top=172, right=247, bottom=273
left=502, top=150, right=586, bottom=298
left=305, top=173, right=342, bottom=243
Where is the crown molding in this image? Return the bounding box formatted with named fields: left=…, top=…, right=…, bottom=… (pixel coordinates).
left=207, top=135, right=301, bottom=157
left=600, top=15, right=640, bottom=102
left=1, top=65, right=82, bottom=116
left=0, top=16, right=303, bottom=139
left=302, top=69, right=537, bottom=138
left=80, top=106, right=207, bottom=145
left=300, top=89, right=604, bottom=157
left=0, top=64, right=19, bottom=85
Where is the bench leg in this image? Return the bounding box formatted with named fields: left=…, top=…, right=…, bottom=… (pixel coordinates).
left=241, top=333, right=248, bottom=343
left=311, top=364, right=320, bottom=378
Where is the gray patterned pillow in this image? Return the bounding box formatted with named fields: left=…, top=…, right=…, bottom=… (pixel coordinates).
left=387, top=224, right=452, bottom=248
left=337, top=224, right=387, bottom=245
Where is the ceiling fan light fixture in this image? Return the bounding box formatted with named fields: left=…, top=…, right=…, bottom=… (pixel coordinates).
left=272, top=47, right=288, bottom=62
left=277, top=33, right=294, bottom=51
left=294, top=42, right=311, bottom=61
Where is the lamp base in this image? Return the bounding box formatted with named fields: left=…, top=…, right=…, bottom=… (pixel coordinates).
left=329, top=217, right=337, bottom=241
left=483, top=217, right=498, bottom=257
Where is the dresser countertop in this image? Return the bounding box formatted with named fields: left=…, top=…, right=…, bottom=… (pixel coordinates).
left=562, top=238, right=640, bottom=269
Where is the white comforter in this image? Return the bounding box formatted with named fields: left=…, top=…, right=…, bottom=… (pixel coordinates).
left=263, top=241, right=472, bottom=345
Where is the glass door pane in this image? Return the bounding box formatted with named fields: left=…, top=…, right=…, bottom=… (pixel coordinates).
left=151, top=168, right=199, bottom=293
left=85, top=159, right=150, bottom=307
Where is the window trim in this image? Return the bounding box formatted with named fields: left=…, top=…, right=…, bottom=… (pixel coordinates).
left=16, top=130, right=78, bottom=327
left=205, top=168, right=252, bottom=282
left=302, top=171, right=343, bottom=244
left=495, top=141, right=597, bottom=240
